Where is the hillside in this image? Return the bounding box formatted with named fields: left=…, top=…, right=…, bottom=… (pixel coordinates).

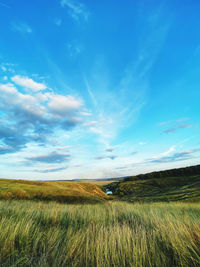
left=106, top=165, right=200, bottom=202
left=0, top=179, right=108, bottom=203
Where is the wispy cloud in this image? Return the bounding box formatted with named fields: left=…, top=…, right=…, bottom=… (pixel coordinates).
left=60, top=0, right=90, bottom=22
left=34, top=167, right=67, bottom=173
left=147, top=148, right=200, bottom=164
left=56, top=146, right=72, bottom=150
left=105, top=147, right=115, bottom=152
left=163, top=123, right=192, bottom=134
left=130, top=151, right=138, bottom=155
left=0, top=63, right=16, bottom=73
left=54, top=18, right=62, bottom=26
left=0, top=1, right=10, bottom=8
left=67, top=41, right=83, bottom=57
left=11, top=22, right=32, bottom=34
left=84, top=77, right=98, bottom=108
left=139, top=142, right=146, bottom=145
left=177, top=117, right=190, bottom=122
left=159, top=118, right=192, bottom=134
left=95, top=155, right=117, bottom=160
left=82, top=5, right=171, bottom=149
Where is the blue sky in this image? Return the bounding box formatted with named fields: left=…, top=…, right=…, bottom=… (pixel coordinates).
left=0, top=0, right=200, bottom=180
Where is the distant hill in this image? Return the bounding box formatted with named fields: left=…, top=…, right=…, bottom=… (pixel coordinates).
left=0, top=179, right=108, bottom=203
left=73, top=177, right=123, bottom=181
left=106, top=164, right=200, bottom=202
left=74, top=178, right=123, bottom=186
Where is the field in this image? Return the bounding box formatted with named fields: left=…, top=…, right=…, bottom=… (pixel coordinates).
left=0, top=179, right=107, bottom=203
left=0, top=200, right=200, bottom=267
left=0, top=166, right=200, bottom=266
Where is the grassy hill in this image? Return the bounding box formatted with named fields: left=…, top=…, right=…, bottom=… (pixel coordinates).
left=0, top=179, right=108, bottom=203
left=106, top=165, right=200, bottom=202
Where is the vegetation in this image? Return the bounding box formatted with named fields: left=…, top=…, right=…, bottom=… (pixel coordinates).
left=106, top=165, right=200, bottom=202
left=0, top=200, right=200, bottom=267
left=0, top=165, right=200, bottom=266
left=123, top=164, right=200, bottom=181
left=0, top=179, right=107, bottom=203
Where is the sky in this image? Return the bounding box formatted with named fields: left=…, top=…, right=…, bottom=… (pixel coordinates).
left=0, top=0, right=200, bottom=180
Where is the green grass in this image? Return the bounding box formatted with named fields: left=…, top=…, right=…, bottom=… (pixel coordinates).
left=0, top=200, right=200, bottom=266
left=107, top=175, right=200, bottom=202
left=0, top=179, right=107, bottom=203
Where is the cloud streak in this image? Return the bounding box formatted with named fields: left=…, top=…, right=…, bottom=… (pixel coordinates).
left=54, top=18, right=62, bottom=26
left=0, top=1, right=10, bottom=8
left=147, top=148, right=200, bottom=164
left=11, top=22, right=32, bottom=34
left=163, top=123, right=192, bottom=134
left=105, top=147, right=115, bottom=152
left=95, top=155, right=117, bottom=160
left=35, top=167, right=67, bottom=173
left=27, top=151, right=71, bottom=164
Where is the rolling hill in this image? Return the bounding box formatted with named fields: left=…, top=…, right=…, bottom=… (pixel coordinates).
left=0, top=179, right=108, bottom=203
left=106, top=164, right=200, bottom=202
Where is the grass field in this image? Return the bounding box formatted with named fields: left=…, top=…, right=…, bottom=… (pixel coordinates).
left=0, top=179, right=107, bottom=203
left=0, top=200, right=200, bottom=267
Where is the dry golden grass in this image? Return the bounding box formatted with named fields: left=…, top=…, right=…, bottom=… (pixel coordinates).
left=0, top=179, right=107, bottom=203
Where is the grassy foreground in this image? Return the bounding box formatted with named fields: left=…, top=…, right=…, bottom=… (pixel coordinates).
left=0, top=200, right=200, bottom=266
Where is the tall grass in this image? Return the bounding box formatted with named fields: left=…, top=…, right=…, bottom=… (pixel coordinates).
left=0, top=200, right=200, bottom=266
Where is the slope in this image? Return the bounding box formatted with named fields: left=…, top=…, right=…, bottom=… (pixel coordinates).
left=0, top=179, right=108, bottom=203
left=106, top=165, right=200, bottom=202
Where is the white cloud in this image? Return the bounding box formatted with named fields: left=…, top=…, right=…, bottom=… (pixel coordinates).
left=48, top=94, right=83, bottom=115
left=160, top=146, right=176, bottom=157
left=0, top=79, right=85, bottom=156
left=0, top=83, right=45, bottom=117
left=11, top=75, right=47, bottom=91
left=0, top=82, right=83, bottom=121
left=150, top=146, right=176, bottom=162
